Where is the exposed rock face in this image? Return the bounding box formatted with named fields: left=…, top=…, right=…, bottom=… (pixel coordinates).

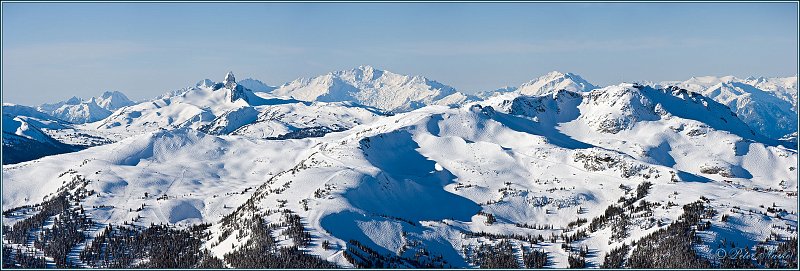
left=222, top=71, right=250, bottom=104
left=224, top=71, right=237, bottom=89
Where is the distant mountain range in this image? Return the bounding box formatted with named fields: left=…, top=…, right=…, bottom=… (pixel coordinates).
left=37, top=91, right=135, bottom=124
left=271, top=65, right=473, bottom=113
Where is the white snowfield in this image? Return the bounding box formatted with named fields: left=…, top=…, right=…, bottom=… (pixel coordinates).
left=1, top=69, right=798, bottom=268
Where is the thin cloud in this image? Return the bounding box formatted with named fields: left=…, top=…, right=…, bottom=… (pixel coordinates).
left=384, top=37, right=722, bottom=56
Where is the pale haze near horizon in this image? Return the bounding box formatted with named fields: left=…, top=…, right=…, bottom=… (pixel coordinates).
left=2, top=2, right=797, bottom=105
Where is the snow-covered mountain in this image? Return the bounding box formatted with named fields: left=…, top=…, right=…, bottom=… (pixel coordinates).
left=658, top=76, right=798, bottom=140
left=37, top=91, right=135, bottom=124
left=475, top=71, right=597, bottom=99
left=271, top=65, right=474, bottom=113
left=93, top=91, right=136, bottom=111
left=3, top=74, right=796, bottom=269
left=91, top=72, right=277, bottom=135
left=517, top=71, right=597, bottom=96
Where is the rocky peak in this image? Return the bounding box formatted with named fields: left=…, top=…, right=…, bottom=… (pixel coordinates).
left=224, top=71, right=237, bottom=89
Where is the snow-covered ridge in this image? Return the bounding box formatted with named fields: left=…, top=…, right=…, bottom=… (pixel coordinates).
left=656, top=75, right=798, bottom=140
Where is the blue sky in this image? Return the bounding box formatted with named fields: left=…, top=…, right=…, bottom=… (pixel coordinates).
left=2, top=2, right=798, bottom=104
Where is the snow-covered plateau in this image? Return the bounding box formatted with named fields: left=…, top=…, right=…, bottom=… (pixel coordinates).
left=1, top=68, right=797, bottom=268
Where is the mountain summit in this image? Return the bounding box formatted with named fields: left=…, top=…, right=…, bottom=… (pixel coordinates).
left=517, top=71, right=597, bottom=96
left=223, top=71, right=237, bottom=89
left=271, top=65, right=473, bottom=112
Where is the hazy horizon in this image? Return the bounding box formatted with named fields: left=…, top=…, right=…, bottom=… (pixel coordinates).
left=2, top=2, right=798, bottom=105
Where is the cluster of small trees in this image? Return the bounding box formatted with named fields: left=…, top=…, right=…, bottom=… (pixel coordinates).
left=561, top=229, right=589, bottom=244
left=463, top=230, right=544, bottom=244
left=588, top=205, right=624, bottom=232
left=344, top=239, right=449, bottom=268
left=1, top=204, right=34, bottom=217
left=515, top=222, right=554, bottom=230
left=378, top=214, right=417, bottom=226
left=618, top=181, right=652, bottom=206
left=626, top=200, right=713, bottom=268
left=469, top=240, right=518, bottom=268
left=81, top=225, right=139, bottom=268
left=267, top=126, right=348, bottom=140
left=3, top=191, right=94, bottom=268
left=345, top=239, right=398, bottom=268
left=34, top=202, right=91, bottom=268
left=477, top=211, right=496, bottom=224
left=610, top=213, right=630, bottom=241
left=227, top=245, right=337, bottom=268
left=79, top=223, right=216, bottom=268
left=600, top=243, right=630, bottom=268
left=5, top=193, right=72, bottom=244
left=2, top=246, right=47, bottom=268
left=589, top=181, right=655, bottom=241
left=522, top=247, right=548, bottom=268
left=568, top=248, right=587, bottom=268
left=223, top=217, right=336, bottom=268
left=586, top=198, right=798, bottom=269
left=754, top=236, right=798, bottom=268
left=566, top=217, right=588, bottom=229
left=281, top=210, right=311, bottom=247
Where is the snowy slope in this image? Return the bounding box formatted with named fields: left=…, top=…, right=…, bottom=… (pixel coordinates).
left=3, top=80, right=795, bottom=268
left=2, top=105, right=84, bottom=165
left=238, top=78, right=277, bottom=93
left=659, top=76, right=798, bottom=140
left=271, top=65, right=474, bottom=113
left=2, top=128, right=317, bottom=224
left=221, top=101, right=385, bottom=139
